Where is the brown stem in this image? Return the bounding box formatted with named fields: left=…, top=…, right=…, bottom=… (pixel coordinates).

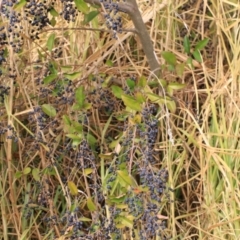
left=84, top=0, right=161, bottom=77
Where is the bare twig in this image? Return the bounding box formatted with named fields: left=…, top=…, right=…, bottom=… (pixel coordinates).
left=43, top=27, right=137, bottom=33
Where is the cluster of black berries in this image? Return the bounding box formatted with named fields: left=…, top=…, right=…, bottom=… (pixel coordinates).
left=140, top=105, right=159, bottom=164
left=0, top=1, right=24, bottom=53
left=101, top=0, right=123, bottom=37
left=139, top=168, right=168, bottom=202
left=125, top=193, right=144, bottom=217
left=6, top=124, right=19, bottom=142
left=60, top=0, right=78, bottom=22
left=0, top=85, right=10, bottom=103
left=88, top=77, right=118, bottom=114
left=0, top=49, right=6, bottom=65
left=54, top=79, right=75, bottom=106
left=75, top=139, right=96, bottom=170
left=63, top=214, right=84, bottom=238
left=102, top=206, right=122, bottom=240
left=29, top=106, right=48, bottom=131
left=25, top=0, right=51, bottom=40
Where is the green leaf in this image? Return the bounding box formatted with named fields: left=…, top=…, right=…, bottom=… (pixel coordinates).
left=117, top=215, right=133, bottom=228
left=32, top=168, right=40, bottom=181
left=126, top=79, right=135, bottom=90
left=63, top=115, right=71, bottom=125
left=101, top=75, right=112, bottom=88
left=195, top=38, right=209, bottom=51
left=72, top=121, right=83, bottom=132
left=83, top=102, right=92, bottom=110
left=105, top=59, right=113, bottom=67
left=117, top=170, right=132, bottom=186
left=37, top=49, right=44, bottom=61
left=83, top=11, right=99, bottom=24
left=148, top=80, right=159, bottom=87
left=61, top=66, right=72, bottom=72
left=72, top=139, right=81, bottom=148
left=186, top=57, right=194, bottom=68
left=121, top=94, right=142, bottom=111
left=168, top=82, right=186, bottom=90
left=87, top=197, right=97, bottom=211
left=167, top=86, right=173, bottom=96
left=135, top=92, right=145, bottom=103
left=15, top=171, right=23, bottom=179
left=166, top=99, right=177, bottom=113
left=162, top=51, right=177, bottom=66
left=75, top=86, right=85, bottom=108
left=13, top=0, right=26, bottom=10
left=78, top=217, right=92, bottom=222
left=42, top=104, right=57, bottom=117
left=111, top=85, right=123, bottom=99
left=108, top=195, right=126, bottom=204
left=72, top=103, right=81, bottom=111
left=138, top=76, right=147, bottom=88
left=192, top=50, right=202, bottom=62
left=87, top=133, right=97, bottom=148
left=43, top=74, right=58, bottom=84
left=84, top=168, right=93, bottom=175
left=176, top=63, right=185, bottom=77
left=50, top=17, right=56, bottom=27
left=74, top=0, right=89, bottom=14
left=49, top=7, right=59, bottom=17
left=64, top=72, right=81, bottom=80
left=68, top=181, right=78, bottom=196
left=47, top=33, right=55, bottom=51
left=183, top=36, right=191, bottom=54
left=99, top=153, right=113, bottom=159
left=147, top=92, right=174, bottom=106
left=23, top=167, right=31, bottom=175
left=168, top=65, right=175, bottom=72
left=158, top=79, right=167, bottom=88
left=49, top=61, right=58, bottom=74
left=146, top=92, right=162, bottom=103
left=66, top=134, right=82, bottom=140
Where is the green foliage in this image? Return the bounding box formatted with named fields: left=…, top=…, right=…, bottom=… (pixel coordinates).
left=74, top=0, right=89, bottom=14
left=162, top=51, right=177, bottom=66
left=46, top=33, right=56, bottom=51
left=43, top=74, right=58, bottom=84
left=68, top=181, right=79, bottom=196
left=121, top=94, right=142, bottom=111
left=13, top=0, right=26, bottom=10
left=75, top=86, right=85, bottom=108
left=83, top=11, right=99, bottom=24
left=183, top=36, right=209, bottom=63
left=41, top=104, right=57, bottom=117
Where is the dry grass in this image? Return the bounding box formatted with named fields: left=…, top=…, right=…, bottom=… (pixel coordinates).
left=0, top=0, right=240, bottom=239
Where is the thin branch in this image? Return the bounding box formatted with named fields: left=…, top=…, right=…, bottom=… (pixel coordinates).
left=43, top=27, right=136, bottom=33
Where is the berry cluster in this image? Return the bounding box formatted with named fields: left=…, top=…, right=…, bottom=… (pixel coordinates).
left=6, top=124, right=19, bottom=142
left=76, top=139, right=96, bottom=169
left=60, top=0, right=78, bottom=22
left=101, top=0, right=123, bottom=37
left=25, top=0, right=51, bottom=40
left=88, top=76, right=118, bottom=114
left=140, top=105, right=159, bottom=164
left=0, top=0, right=24, bottom=52
left=0, top=85, right=10, bottom=103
